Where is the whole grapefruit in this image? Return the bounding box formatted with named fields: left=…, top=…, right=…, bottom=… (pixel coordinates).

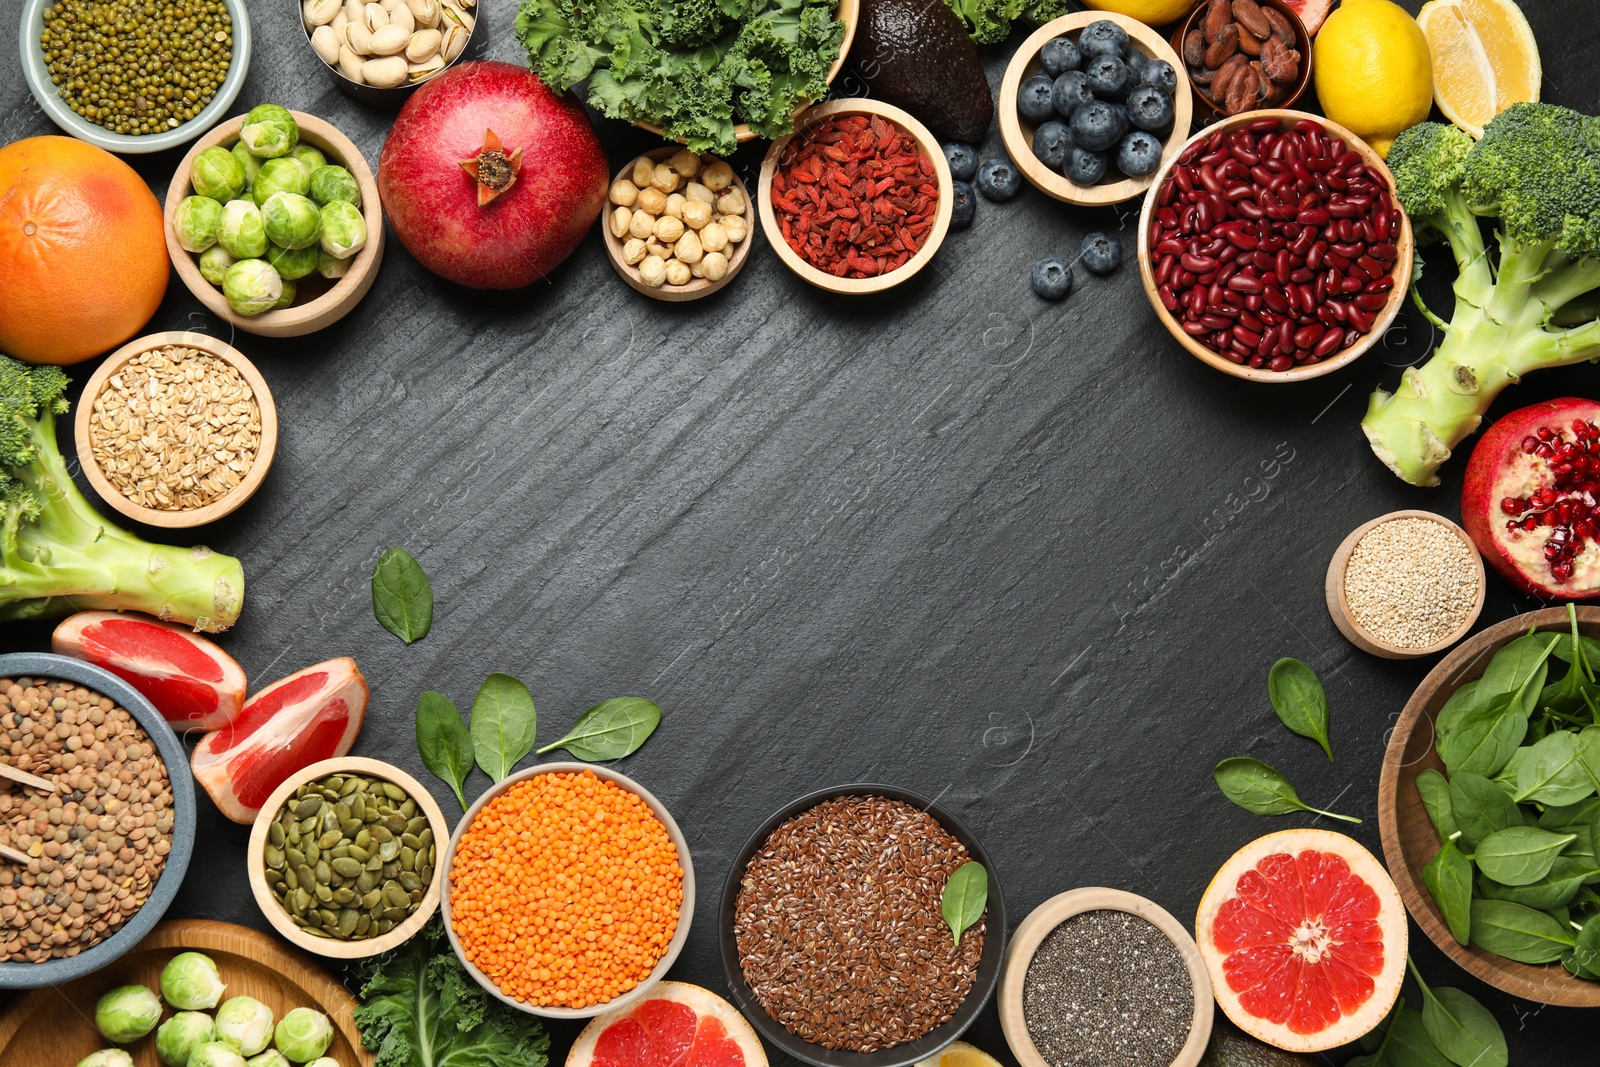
left=0, top=137, right=168, bottom=365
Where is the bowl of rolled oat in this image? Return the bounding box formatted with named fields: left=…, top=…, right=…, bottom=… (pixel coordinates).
left=74, top=331, right=278, bottom=529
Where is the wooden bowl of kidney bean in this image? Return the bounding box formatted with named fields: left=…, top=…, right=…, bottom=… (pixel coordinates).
left=1136, top=111, right=1413, bottom=383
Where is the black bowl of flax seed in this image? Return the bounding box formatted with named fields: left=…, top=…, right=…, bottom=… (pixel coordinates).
left=720, top=784, right=1005, bottom=1067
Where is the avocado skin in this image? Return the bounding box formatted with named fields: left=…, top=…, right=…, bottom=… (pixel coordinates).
left=850, top=0, right=993, bottom=144
left=1200, top=1019, right=1318, bottom=1067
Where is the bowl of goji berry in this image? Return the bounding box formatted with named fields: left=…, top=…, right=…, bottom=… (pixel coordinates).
left=758, top=99, right=954, bottom=295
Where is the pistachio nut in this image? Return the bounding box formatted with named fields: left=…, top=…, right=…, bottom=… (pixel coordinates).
left=303, top=0, right=341, bottom=26
left=387, top=2, right=415, bottom=34
left=363, top=2, right=388, bottom=31
left=369, top=23, right=410, bottom=55
left=363, top=54, right=407, bottom=87
left=405, top=28, right=441, bottom=61
left=406, top=0, right=439, bottom=27
left=440, top=22, right=468, bottom=61
left=407, top=56, right=446, bottom=81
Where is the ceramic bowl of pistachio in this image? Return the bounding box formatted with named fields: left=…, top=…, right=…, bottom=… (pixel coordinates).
left=296, top=0, right=482, bottom=108
left=246, top=756, right=447, bottom=959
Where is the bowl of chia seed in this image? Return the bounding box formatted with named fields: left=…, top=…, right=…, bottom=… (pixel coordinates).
left=719, top=784, right=1005, bottom=1067
left=997, top=888, right=1214, bottom=1067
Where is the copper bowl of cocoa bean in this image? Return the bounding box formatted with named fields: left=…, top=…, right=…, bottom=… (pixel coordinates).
left=1171, top=0, right=1311, bottom=118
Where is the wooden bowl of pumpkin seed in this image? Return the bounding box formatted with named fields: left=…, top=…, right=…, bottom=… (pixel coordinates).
left=247, top=756, right=446, bottom=959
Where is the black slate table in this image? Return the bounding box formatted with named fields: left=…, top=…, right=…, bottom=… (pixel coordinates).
left=3, top=0, right=1598, bottom=1062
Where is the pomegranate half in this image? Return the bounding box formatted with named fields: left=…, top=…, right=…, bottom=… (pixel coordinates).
left=1462, top=398, right=1600, bottom=599
left=52, top=610, right=246, bottom=731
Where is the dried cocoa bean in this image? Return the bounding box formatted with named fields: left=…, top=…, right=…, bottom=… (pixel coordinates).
left=1250, top=60, right=1271, bottom=100
left=1210, top=53, right=1248, bottom=101
left=1238, top=28, right=1262, bottom=56
left=1191, top=64, right=1215, bottom=86
left=1232, top=0, right=1272, bottom=41
left=1205, top=23, right=1239, bottom=68
left=1262, top=5, right=1295, bottom=43
left=1260, top=35, right=1300, bottom=83
left=1184, top=29, right=1205, bottom=67
left=1224, top=65, right=1258, bottom=115
left=1204, top=0, right=1232, bottom=42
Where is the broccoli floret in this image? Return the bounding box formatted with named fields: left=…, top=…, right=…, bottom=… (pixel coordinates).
left=1390, top=121, right=1474, bottom=223
left=1463, top=102, right=1600, bottom=254
left=0, top=355, right=244, bottom=631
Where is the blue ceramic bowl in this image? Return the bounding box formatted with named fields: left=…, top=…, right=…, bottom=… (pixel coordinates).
left=0, top=652, right=196, bottom=989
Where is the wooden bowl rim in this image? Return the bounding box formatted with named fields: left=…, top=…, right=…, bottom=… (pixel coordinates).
left=1379, top=606, right=1600, bottom=1008
left=997, top=887, right=1214, bottom=1067
left=1171, top=0, right=1313, bottom=119
left=163, top=111, right=385, bottom=338
left=246, top=756, right=446, bottom=960
left=1324, top=509, right=1486, bottom=659
left=997, top=11, right=1195, bottom=207
left=1135, top=109, right=1414, bottom=383
left=757, top=98, right=954, bottom=295
left=597, top=147, right=755, bottom=301
left=72, top=331, right=279, bottom=529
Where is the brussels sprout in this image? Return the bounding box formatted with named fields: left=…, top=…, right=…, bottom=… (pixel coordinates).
left=318, top=201, right=367, bottom=260
left=218, top=200, right=268, bottom=259
left=160, top=950, right=226, bottom=1009
left=191, top=146, right=246, bottom=201
left=199, top=245, right=237, bottom=285
left=232, top=141, right=264, bottom=191
left=246, top=1052, right=290, bottom=1067
left=95, top=985, right=163, bottom=1043
left=304, top=1060, right=341, bottom=1067
left=252, top=158, right=311, bottom=206
left=173, top=196, right=223, bottom=253
left=306, top=165, right=360, bottom=208
left=238, top=104, right=299, bottom=158
left=271, top=277, right=297, bottom=310
left=316, top=247, right=350, bottom=280
left=265, top=242, right=318, bottom=281
left=272, top=1008, right=333, bottom=1063
left=157, top=1012, right=217, bottom=1067
left=290, top=144, right=327, bottom=171
left=77, top=1051, right=135, bottom=1067
left=214, top=996, right=275, bottom=1056
left=261, top=192, right=322, bottom=250
left=222, top=259, right=283, bottom=316
left=189, top=1043, right=248, bottom=1067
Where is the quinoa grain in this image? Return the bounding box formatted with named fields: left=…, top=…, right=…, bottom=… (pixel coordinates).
left=1344, top=517, right=1481, bottom=649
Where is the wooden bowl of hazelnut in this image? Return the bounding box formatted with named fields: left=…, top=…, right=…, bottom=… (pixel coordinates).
left=598, top=147, right=755, bottom=302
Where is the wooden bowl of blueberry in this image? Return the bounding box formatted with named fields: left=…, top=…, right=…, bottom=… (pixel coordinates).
left=997, top=11, right=1193, bottom=207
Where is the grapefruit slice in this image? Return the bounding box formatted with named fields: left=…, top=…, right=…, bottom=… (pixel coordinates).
left=1195, top=829, right=1407, bottom=1054
left=568, top=982, right=766, bottom=1067
left=191, top=657, right=368, bottom=823
left=52, top=611, right=247, bottom=731
left=1283, top=0, right=1335, bottom=35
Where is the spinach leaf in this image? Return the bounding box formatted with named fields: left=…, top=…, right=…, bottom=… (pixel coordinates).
left=1417, top=769, right=1458, bottom=842
left=371, top=548, right=433, bottom=644
left=1475, top=826, right=1577, bottom=886
left=469, top=673, right=537, bottom=782
left=1350, top=1002, right=1453, bottom=1067
left=1480, top=857, right=1600, bottom=911
left=1268, top=657, right=1333, bottom=761
left=1423, top=836, right=1473, bottom=945
left=1449, top=772, right=1523, bottom=850
left=1510, top=729, right=1595, bottom=805
left=1565, top=912, right=1600, bottom=979
left=1478, top=633, right=1559, bottom=711
left=1437, top=694, right=1528, bottom=778
left=1538, top=606, right=1593, bottom=713
left=1409, top=957, right=1508, bottom=1067
left=1213, top=758, right=1361, bottom=823
left=941, top=860, right=987, bottom=948
left=1579, top=725, right=1600, bottom=793
left=416, top=690, right=474, bottom=810
left=1470, top=899, right=1577, bottom=963
left=535, top=697, right=661, bottom=761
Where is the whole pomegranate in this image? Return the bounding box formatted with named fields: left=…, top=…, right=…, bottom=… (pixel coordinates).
left=377, top=61, right=608, bottom=289
left=1462, top=398, right=1600, bottom=599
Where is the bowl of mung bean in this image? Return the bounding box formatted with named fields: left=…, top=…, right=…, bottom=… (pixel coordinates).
left=246, top=756, right=447, bottom=960
left=20, top=0, right=252, bottom=154
left=0, top=652, right=196, bottom=989
left=73, top=331, right=279, bottom=530
left=718, top=784, right=1006, bottom=1067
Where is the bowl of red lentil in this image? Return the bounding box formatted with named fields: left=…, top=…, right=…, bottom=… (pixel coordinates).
left=74, top=331, right=278, bottom=530
left=0, top=652, right=195, bottom=989
left=758, top=99, right=954, bottom=296
left=718, top=784, right=1005, bottom=1067
left=441, top=763, right=693, bottom=1019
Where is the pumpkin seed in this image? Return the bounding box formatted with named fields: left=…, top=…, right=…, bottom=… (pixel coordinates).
left=264, top=844, right=285, bottom=870
left=332, top=856, right=363, bottom=879
left=347, top=844, right=370, bottom=863
left=269, top=822, right=286, bottom=849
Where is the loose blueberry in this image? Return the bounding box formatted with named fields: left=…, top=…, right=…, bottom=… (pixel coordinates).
left=1051, top=71, right=1094, bottom=120
left=1125, top=85, right=1174, bottom=131
left=1138, top=59, right=1179, bottom=95
left=1114, top=130, right=1163, bottom=177
left=975, top=156, right=1022, bottom=201
left=1064, top=146, right=1107, bottom=185
left=943, top=143, right=979, bottom=183
left=1017, top=74, right=1057, bottom=125
left=1039, top=36, right=1082, bottom=78
left=1080, top=231, right=1121, bottom=275
left=1078, top=19, right=1128, bottom=59
left=950, top=181, right=976, bottom=230
left=1032, top=256, right=1074, bottom=300
left=1123, top=48, right=1148, bottom=76
left=1032, top=120, right=1073, bottom=170
left=1084, top=55, right=1129, bottom=100
left=1069, top=100, right=1124, bottom=152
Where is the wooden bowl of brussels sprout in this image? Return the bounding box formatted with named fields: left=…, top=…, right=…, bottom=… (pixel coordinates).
left=163, top=109, right=384, bottom=338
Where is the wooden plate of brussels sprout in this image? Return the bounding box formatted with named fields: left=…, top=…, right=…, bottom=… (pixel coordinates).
left=163, top=108, right=385, bottom=338
left=0, top=919, right=374, bottom=1067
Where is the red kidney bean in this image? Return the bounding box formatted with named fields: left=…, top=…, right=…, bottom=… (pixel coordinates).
left=1369, top=242, right=1398, bottom=262
left=1366, top=276, right=1394, bottom=293
left=1182, top=253, right=1215, bottom=273
left=1357, top=255, right=1387, bottom=279
left=1200, top=314, right=1232, bottom=330
left=1354, top=293, right=1388, bottom=312
left=1325, top=253, right=1352, bottom=271
left=1306, top=241, right=1326, bottom=271
left=1341, top=275, right=1364, bottom=294
left=1262, top=287, right=1290, bottom=314
left=1314, top=326, right=1344, bottom=357
left=1182, top=320, right=1209, bottom=337
left=1160, top=285, right=1179, bottom=312
left=1234, top=326, right=1263, bottom=347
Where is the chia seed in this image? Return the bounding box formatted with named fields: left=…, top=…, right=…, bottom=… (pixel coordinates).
left=1022, top=909, right=1192, bottom=1067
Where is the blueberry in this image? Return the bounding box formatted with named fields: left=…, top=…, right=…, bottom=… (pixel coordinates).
left=1032, top=121, right=1073, bottom=170
left=1123, top=48, right=1148, bottom=76
left=1032, top=256, right=1074, bottom=300
left=1125, top=85, right=1174, bottom=131
left=943, top=143, right=979, bottom=183
left=1070, top=100, right=1124, bottom=152
left=1017, top=74, right=1057, bottom=125
left=1115, top=130, right=1163, bottom=177
left=1080, top=231, right=1122, bottom=275
left=1051, top=71, right=1094, bottom=120
left=950, top=181, right=976, bottom=230
left=975, top=157, right=1022, bottom=201
left=1064, top=147, right=1107, bottom=185
left=1079, top=19, right=1128, bottom=59
left=1039, top=36, right=1082, bottom=78
left=1084, top=55, right=1129, bottom=100
left=1138, top=59, right=1179, bottom=95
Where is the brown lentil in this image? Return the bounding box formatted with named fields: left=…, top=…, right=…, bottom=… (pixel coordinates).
left=733, top=795, right=983, bottom=1052
left=1344, top=517, right=1480, bottom=649
left=0, top=677, right=173, bottom=963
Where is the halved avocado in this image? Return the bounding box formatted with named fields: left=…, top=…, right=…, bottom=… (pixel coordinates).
left=849, top=0, right=993, bottom=143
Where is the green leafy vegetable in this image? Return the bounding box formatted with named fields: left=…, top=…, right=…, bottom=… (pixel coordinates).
left=469, top=673, right=537, bottom=782
left=1212, top=757, right=1361, bottom=823
left=1470, top=899, right=1576, bottom=963
left=1566, top=912, right=1600, bottom=979
left=1417, top=769, right=1458, bottom=841
left=1438, top=694, right=1529, bottom=777
left=535, top=697, right=661, bottom=761
left=940, top=860, right=987, bottom=948
left=372, top=548, right=433, bottom=644
left=1447, top=772, right=1522, bottom=851
left=416, top=691, right=474, bottom=810
left=1507, top=729, right=1594, bottom=805
left=1408, top=958, right=1508, bottom=1067
left=939, top=0, right=1068, bottom=45
left=1267, top=657, right=1333, bottom=761
left=1422, top=836, right=1473, bottom=945
left=1474, top=826, right=1576, bottom=886
left=1480, top=857, right=1600, bottom=911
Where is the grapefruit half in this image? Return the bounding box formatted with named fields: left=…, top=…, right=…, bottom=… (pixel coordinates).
left=53, top=611, right=247, bottom=731
left=567, top=982, right=766, bottom=1067
left=1195, top=829, right=1406, bottom=1053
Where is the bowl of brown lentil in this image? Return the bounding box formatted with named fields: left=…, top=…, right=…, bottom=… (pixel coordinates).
left=0, top=652, right=195, bottom=989
left=73, top=331, right=278, bottom=530
left=719, top=784, right=1005, bottom=1067
left=21, top=0, right=251, bottom=154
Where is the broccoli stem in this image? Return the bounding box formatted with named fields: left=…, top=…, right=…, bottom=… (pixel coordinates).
left=1435, top=194, right=1494, bottom=300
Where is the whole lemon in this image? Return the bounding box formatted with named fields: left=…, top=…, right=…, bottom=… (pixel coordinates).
left=1081, top=0, right=1194, bottom=26
left=1314, top=0, right=1433, bottom=157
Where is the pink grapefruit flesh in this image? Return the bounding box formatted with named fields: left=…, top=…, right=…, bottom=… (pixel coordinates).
left=568, top=982, right=765, bottom=1067
left=52, top=610, right=246, bottom=731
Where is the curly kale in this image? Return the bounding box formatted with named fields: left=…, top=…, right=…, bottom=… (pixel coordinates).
left=942, top=0, right=1070, bottom=45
